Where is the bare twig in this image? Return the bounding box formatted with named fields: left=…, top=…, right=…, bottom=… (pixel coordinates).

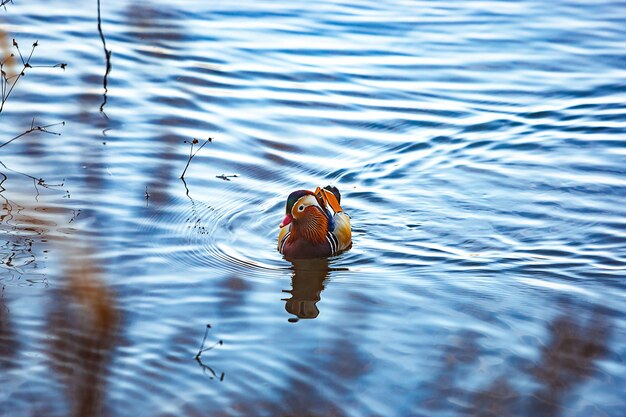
left=195, top=324, right=223, bottom=359
left=97, top=0, right=111, bottom=115
left=1, top=0, right=14, bottom=10
left=0, top=159, right=66, bottom=201
left=180, top=137, right=212, bottom=179
left=194, top=324, right=224, bottom=381
left=0, top=121, right=64, bottom=149
left=0, top=39, right=67, bottom=114
left=0, top=46, right=67, bottom=151
left=0, top=159, right=64, bottom=185
left=216, top=174, right=238, bottom=181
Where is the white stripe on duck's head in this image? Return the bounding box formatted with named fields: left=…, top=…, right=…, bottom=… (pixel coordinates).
left=279, top=190, right=325, bottom=229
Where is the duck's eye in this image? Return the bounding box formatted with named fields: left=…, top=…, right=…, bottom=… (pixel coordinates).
left=298, top=205, right=305, bottom=212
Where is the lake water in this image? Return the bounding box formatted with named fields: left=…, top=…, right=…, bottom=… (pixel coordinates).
left=1, top=0, right=625, bottom=416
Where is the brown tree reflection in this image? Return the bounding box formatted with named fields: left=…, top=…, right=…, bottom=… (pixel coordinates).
left=0, top=285, right=17, bottom=370
left=46, top=248, right=120, bottom=417
left=424, top=302, right=612, bottom=417
left=282, top=258, right=331, bottom=321
left=0, top=181, right=57, bottom=285
left=0, top=23, right=17, bottom=80
left=526, top=304, right=611, bottom=417
left=0, top=174, right=121, bottom=417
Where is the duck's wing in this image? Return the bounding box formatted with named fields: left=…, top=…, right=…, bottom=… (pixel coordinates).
left=315, top=186, right=351, bottom=251
left=315, top=186, right=343, bottom=214
left=331, top=212, right=351, bottom=251
left=277, top=223, right=291, bottom=254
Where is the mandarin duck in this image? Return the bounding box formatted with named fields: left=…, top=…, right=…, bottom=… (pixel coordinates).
left=278, top=186, right=352, bottom=259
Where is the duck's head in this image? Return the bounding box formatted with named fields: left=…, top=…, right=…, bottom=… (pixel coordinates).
left=279, top=190, right=325, bottom=229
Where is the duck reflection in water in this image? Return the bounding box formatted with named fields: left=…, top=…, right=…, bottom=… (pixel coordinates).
left=282, top=258, right=331, bottom=321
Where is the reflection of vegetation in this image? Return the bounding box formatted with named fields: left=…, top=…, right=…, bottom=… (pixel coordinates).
left=0, top=236, right=40, bottom=283
left=179, top=180, right=213, bottom=234
left=0, top=164, right=68, bottom=208
left=47, top=246, right=120, bottom=417
left=0, top=24, right=18, bottom=90
left=526, top=307, right=611, bottom=417
left=0, top=284, right=17, bottom=370
left=0, top=185, right=59, bottom=284
left=282, top=258, right=331, bottom=321
left=0, top=182, right=119, bottom=416
left=423, top=303, right=612, bottom=417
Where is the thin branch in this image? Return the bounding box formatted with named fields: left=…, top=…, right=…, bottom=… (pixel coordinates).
left=0, top=39, right=66, bottom=114
left=24, top=40, right=36, bottom=65
left=180, top=137, right=212, bottom=179
left=0, top=121, right=64, bottom=149
left=194, top=324, right=224, bottom=381
left=195, top=324, right=223, bottom=359
left=216, top=174, right=238, bottom=181
left=30, top=63, right=67, bottom=69
left=0, top=158, right=40, bottom=199
left=0, top=159, right=38, bottom=181
left=0, top=41, right=34, bottom=113
left=97, top=0, right=112, bottom=115
left=196, top=324, right=211, bottom=359
left=0, top=159, right=67, bottom=204
left=182, top=140, right=194, bottom=178
left=0, top=159, right=53, bottom=185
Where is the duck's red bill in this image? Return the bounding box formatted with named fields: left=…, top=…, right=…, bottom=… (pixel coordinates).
left=280, top=214, right=293, bottom=228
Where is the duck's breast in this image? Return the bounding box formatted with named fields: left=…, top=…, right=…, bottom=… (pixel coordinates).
left=282, top=238, right=332, bottom=259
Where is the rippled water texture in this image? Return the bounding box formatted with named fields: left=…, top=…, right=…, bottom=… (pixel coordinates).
left=1, top=0, right=625, bottom=416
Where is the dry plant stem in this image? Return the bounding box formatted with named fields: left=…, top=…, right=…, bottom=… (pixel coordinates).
left=0, top=41, right=36, bottom=113
left=0, top=40, right=67, bottom=114
left=195, top=324, right=223, bottom=359
left=180, top=138, right=212, bottom=179
left=216, top=174, right=238, bottom=181
left=0, top=40, right=66, bottom=150
left=0, top=159, right=65, bottom=199
left=0, top=160, right=39, bottom=183
left=0, top=0, right=13, bottom=9
left=195, top=324, right=211, bottom=359
left=0, top=158, right=65, bottom=185
left=97, top=0, right=112, bottom=115
left=0, top=121, right=64, bottom=149
left=194, top=324, right=224, bottom=380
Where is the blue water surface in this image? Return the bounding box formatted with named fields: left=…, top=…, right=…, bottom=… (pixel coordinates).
left=0, top=1, right=625, bottom=416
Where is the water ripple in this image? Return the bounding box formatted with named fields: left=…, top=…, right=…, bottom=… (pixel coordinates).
left=1, top=0, right=626, bottom=416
